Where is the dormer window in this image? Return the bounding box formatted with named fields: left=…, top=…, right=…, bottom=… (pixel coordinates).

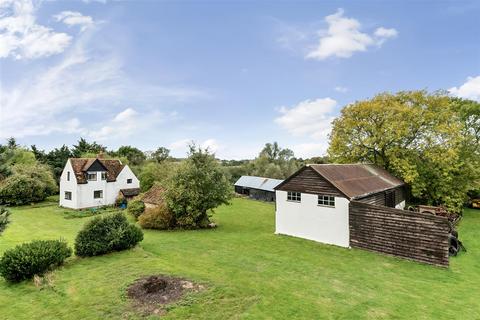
left=87, top=173, right=97, bottom=181
left=101, top=172, right=107, bottom=180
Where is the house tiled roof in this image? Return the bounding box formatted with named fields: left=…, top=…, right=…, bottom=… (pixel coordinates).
left=69, top=158, right=125, bottom=184
left=308, top=164, right=405, bottom=199
left=141, top=184, right=165, bottom=205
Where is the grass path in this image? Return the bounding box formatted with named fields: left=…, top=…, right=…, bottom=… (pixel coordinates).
left=0, top=198, right=479, bottom=319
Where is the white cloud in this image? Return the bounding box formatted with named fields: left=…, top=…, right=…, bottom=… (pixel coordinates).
left=306, top=9, right=397, bottom=60
left=449, top=76, right=480, bottom=101
left=201, top=139, right=219, bottom=153
left=275, top=98, right=337, bottom=139
left=169, top=138, right=220, bottom=156
left=0, top=0, right=72, bottom=59
left=113, top=108, right=137, bottom=122
left=54, top=11, right=94, bottom=32
left=334, top=86, right=348, bottom=93
left=292, top=143, right=328, bottom=159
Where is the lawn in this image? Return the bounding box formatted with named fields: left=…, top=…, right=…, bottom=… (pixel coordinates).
left=0, top=198, right=479, bottom=320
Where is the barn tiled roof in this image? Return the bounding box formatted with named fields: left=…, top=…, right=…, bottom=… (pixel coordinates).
left=120, top=188, right=141, bottom=197
left=308, top=164, right=405, bottom=199
left=141, top=184, right=165, bottom=205
left=69, top=158, right=125, bottom=184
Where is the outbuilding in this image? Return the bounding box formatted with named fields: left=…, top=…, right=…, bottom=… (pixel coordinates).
left=274, top=164, right=406, bottom=247
left=234, top=176, right=284, bottom=202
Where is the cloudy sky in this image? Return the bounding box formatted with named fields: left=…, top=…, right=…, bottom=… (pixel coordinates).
left=0, top=0, right=479, bottom=159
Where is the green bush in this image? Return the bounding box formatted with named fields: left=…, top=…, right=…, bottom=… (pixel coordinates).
left=138, top=204, right=175, bottom=230
left=0, top=207, right=11, bottom=234
left=127, top=200, right=145, bottom=219
left=0, top=240, right=72, bottom=282
left=74, top=212, right=143, bottom=257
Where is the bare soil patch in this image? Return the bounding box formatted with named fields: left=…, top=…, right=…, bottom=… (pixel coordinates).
left=126, top=275, right=205, bottom=316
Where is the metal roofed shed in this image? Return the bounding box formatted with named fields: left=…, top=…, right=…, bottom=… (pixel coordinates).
left=234, top=176, right=284, bottom=202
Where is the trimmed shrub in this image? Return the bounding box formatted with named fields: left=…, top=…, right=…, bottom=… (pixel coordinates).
left=0, top=240, right=72, bottom=282
left=127, top=200, right=145, bottom=219
left=0, top=207, right=11, bottom=234
left=138, top=204, right=175, bottom=230
left=74, top=212, right=143, bottom=257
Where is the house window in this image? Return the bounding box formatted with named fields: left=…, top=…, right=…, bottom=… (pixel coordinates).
left=127, top=178, right=132, bottom=184
left=318, top=195, right=335, bottom=207
left=65, top=191, right=72, bottom=200
left=94, top=190, right=103, bottom=199
left=287, top=191, right=301, bottom=202
left=67, top=171, right=70, bottom=181
left=101, top=172, right=107, bottom=180
left=87, top=173, right=97, bottom=181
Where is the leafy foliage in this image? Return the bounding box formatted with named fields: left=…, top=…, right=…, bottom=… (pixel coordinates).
left=72, top=138, right=106, bottom=158
left=151, top=147, right=170, bottom=163
left=113, top=146, right=146, bottom=166
left=0, top=207, right=11, bottom=234
left=138, top=161, right=176, bottom=192
left=127, top=200, right=145, bottom=219
left=328, top=91, right=480, bottom=212
left=0, top=239, right=72, bottom=282
left=0, top=164, right=58, bottom=205
left=164, top=144, right=232, bottom=229
left=138, top=204, right=175, bottom=230
left=74, top=212, right=143, bottom=257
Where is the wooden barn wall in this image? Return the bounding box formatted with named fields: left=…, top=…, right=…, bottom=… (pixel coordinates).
left=349, top=201, right=450, bottom=267
left=357, top=187, right=406, bottom=207
left=276, top=167, right=343, bottom=197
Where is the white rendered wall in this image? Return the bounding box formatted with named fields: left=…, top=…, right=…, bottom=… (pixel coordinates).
left=275, top=190, right=350, bottom=248
left=59, top=160, right=78, bottom=209
left=59, top=161, right=139, bottom=209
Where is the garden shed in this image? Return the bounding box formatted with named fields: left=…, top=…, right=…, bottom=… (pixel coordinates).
left=234, top=176, right=283, bottom=202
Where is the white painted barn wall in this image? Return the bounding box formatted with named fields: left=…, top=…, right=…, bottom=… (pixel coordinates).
left=275, top=190, right=350, bottom=248
left=59, top=160, right=139, bottom=209
left=396, top=200, right=406, bottom=210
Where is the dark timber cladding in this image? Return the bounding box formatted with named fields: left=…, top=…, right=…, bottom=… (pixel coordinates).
left=349, top=201, right=450, bottom=267
left=275, top=166, right=344, bottom=197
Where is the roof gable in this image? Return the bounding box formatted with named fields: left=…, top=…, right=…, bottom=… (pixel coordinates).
left=69, top=158, right=126, bottom=184
left=84, top=159, right=108, bottom=172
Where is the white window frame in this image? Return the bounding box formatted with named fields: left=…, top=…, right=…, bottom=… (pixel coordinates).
left=101, top=172, right=107, bottom=180
left=64, top=191, right=72, bottom=200
left=287, top=191, right=301, bottom=202
left=127, top=178, right=132, bottom=184
left=318, top=194, right=335, bottom=207
left=94, top=190, right=103, bottom=199
left=87, top=173, right=97, bottom=181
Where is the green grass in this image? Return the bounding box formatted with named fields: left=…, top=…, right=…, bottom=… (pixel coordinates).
left=0, top=198, right=479, bottom=319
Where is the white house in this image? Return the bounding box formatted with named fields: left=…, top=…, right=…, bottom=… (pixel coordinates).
left=59, top=157, right=140, bottom=209
left=274, top=164, right=406, bottom=248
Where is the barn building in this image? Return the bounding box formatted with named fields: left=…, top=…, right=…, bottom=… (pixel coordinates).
left=234, top=176, right=284, bottom=202
left=274, top=164, right=406, bottom=247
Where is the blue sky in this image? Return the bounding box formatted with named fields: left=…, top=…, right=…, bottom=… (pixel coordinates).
left=1, top=0, right=479, bottom=159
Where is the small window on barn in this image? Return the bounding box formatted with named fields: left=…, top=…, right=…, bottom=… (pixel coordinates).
left=67, top=171, right=70, bottom=181
left=318, top=195, right=335, bottom=207
left=127, top=178, right=132, bottom=184
left=87, top=173, right=97, bottom=181
left=287, top=191, right=301, bottom=202
left=64, top=191, right=72, bottom=200
left=94, top=190, right=103, bottom=199
left=101, top=172, right=107, bottom=180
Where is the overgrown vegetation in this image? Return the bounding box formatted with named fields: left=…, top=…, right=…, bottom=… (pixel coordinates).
left=0, top=207, right=11, bottom=234
left=328, top=91, right=480, bottom=212
left=138, top=204, right=175, bottom=230
left=74, top=212, right=143, bottom=257
left=0, top=239, right=71, bottom=282
left=127, top=199, right=145, bottom=219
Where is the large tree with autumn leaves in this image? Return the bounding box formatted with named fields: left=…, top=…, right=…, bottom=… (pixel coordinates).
left=328, top=91, right=480, bottom=212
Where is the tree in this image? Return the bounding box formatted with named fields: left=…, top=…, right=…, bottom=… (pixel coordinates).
left=164, top=145, right=232, bottom=228
left=328, top=91, right=478, bottom=212
left=72, top=138, right=106, bottom=158
left=113, top=146, right=146, bottom=166
left=46, top=145, right=73, bottom=181
left=246, top=142, right=301, bottom=179
left=138, top=161, right=176, bottom=192
left=151, top=147, right=170, bottom=163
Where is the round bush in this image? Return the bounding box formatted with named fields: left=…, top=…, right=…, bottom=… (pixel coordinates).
left=0, top=239, right=72, bottom=282
left=74, top=212, right=143, bottom=257
left=127, top=200, right=145, bottom=219
left=138, top=204, right=175, bottom=230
